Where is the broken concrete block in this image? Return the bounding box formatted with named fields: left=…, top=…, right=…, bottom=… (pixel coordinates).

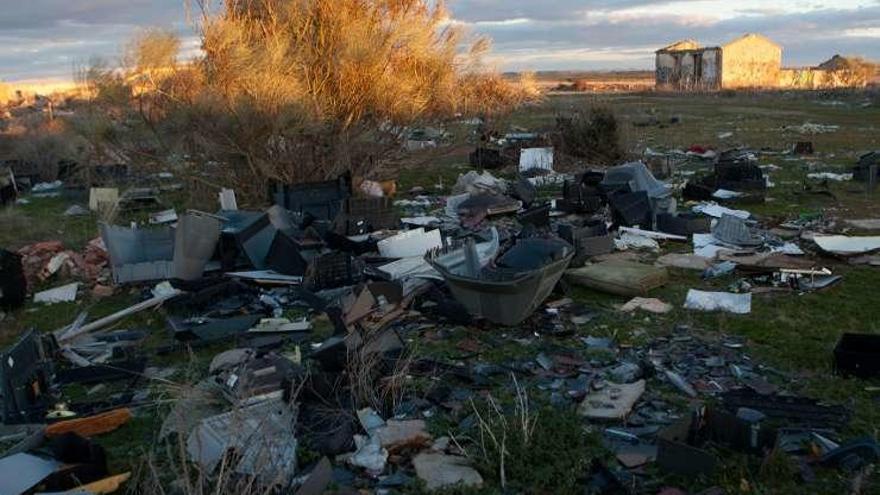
left=349, top=434, right=388, bottom=475
left=413, top=453, right=483, bottom=491
left=579, top=380, right=645, bottom=420
left=373, top=419, right=431, bottom=451
left=621, top=297, right=672, bottom=314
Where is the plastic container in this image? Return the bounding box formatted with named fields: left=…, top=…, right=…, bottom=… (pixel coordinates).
left=432, top=247, right=573, bottom=326
left=834, top=333, right=880, bottom=378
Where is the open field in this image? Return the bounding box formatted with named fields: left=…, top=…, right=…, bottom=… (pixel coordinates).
left=3, top=91, right=880, bottom=493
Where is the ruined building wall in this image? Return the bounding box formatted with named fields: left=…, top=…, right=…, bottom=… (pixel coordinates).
left=720, top=35, right=782, bottom=89
left=655, top=52, right=677, bottom=89
left=655, top=48, right=721, bottom=90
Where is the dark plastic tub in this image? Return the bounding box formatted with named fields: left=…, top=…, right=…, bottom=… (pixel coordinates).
left=834, top=333, right=880, bottom=378
left=432, top=246, right=573, bottom=326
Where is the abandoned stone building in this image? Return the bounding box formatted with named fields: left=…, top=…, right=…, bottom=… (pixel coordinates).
left=655, top=33, right=867, bottom=90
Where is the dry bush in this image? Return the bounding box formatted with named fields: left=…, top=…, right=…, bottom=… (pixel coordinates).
left=75, top=0, right=538, bottom=202
left=347, top=335, right=414, bottom=414
left=831, top=57, right=877, bottom=88
left=5, top=115, right=85, bottom=180
left=555, top=104, right=624, bottom=166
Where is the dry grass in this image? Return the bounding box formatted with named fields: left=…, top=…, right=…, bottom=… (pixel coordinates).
left=347, top=333, right=415, bottom=413
left=468, top=375, right=536, bottom=490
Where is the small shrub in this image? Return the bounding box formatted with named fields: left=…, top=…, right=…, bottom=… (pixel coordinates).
left=467, top=380, right=601, bottom=494
left=556, top=105, right=623, bottom=166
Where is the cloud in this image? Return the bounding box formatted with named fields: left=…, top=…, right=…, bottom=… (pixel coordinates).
left=1, top=0, right=879, bottom=81
left=449, top=0, right=880, bottom=70
left=0, top=0, right=193, bottom=81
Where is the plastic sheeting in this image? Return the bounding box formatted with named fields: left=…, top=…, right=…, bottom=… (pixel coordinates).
left=814, top=235, right=880, bottom=255
left=519, top=147, right=554, bottom=172
left=684, top=290, right=751, bottom=314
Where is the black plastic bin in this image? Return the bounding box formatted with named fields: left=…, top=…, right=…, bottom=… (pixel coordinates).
left=834, top=333, right=880, bottom=378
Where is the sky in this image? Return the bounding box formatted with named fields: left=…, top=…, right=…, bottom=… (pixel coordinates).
left=1, top=0, right=879, bottom=82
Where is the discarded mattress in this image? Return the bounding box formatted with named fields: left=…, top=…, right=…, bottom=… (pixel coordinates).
left=430, top=237, right=573, bottom=326
left=565, top=261, right=668, bottom=297
left=683, top=290, right=751, bottom=314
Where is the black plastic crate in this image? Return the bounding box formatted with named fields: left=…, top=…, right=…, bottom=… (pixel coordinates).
left=334, top=197, right=399, bottom=235
left=834, top=333, right=880, bottom=378
left=517, top=203, right=551, bottom=228
left=656, top=213, right=710, bottom=237
left=269, top=173, right=352, bottom=221
left=608, top=191, right=651, bottom=228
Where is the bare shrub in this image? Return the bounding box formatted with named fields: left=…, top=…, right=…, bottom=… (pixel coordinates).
left=75, top=0, right=539, bottom=203
left=556, top=104, right=624, bottom=166
left=6, top=115, right=84, bottom=180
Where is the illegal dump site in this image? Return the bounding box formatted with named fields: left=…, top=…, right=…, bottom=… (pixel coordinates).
left=2, top=14, right=880, bottom=493
left=2, top=90, right=880, bottom=495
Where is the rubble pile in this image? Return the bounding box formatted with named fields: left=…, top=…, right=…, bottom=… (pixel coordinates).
left=1, top=141, right=880, bottom=494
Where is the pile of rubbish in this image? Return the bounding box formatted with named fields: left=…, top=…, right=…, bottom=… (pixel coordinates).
left=3, top=142, right=880, bottom=493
